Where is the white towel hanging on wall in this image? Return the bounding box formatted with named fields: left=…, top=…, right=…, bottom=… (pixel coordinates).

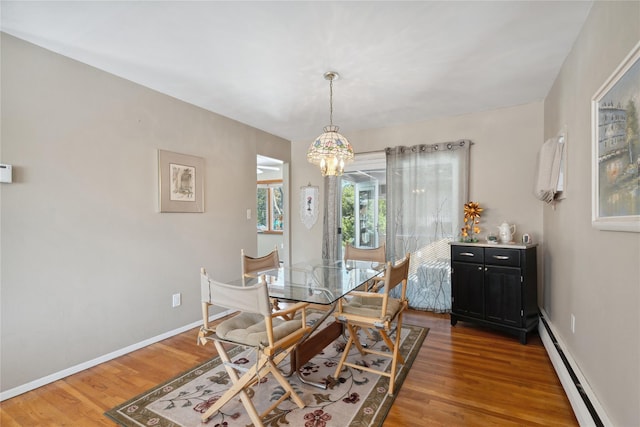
left=534, top=136, right=564, bottom=204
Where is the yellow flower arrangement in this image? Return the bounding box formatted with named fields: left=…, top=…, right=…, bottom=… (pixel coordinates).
left=460, top=201, right=483, bottom=242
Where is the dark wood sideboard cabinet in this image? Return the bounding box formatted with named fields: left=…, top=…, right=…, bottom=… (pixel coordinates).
left=450, top=242, right=539, bottom=344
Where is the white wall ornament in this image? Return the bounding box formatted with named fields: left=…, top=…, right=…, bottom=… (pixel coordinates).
left=534, top=129, right=565, bottom=206
left=300, top=185, right=319, bottom=229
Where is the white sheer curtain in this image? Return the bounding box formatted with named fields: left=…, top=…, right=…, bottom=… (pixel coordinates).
left=322, top=175, right=342, bottom=260
left=386, top=140, right=470, bottom=312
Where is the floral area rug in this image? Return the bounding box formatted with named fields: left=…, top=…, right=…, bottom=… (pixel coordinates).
left=105, top=319, right=427, bottom=427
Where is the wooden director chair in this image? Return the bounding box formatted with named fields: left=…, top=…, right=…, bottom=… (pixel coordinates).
left=344, top=243, right=386, bottom=291
left=333, top=253, right=411, bottom=396
left=344, top=242, right=386, bottom=264
left=241, top=246, right=291, bottom=316
left=197, top=247, right=283, bottom=345
left=198, top=268, right=310, bottom=426
left=241, top=246, right=280, bottom=283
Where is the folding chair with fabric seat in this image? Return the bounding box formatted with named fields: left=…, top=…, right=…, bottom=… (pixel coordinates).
left=344, top=243, right=386, bottom=291
left=198, top=268, right=310, bottom=426
left=241, top=246, right=280, bottom=281
left=342, top=243, right=387, bottom=340
left=333, top=253, right=411, bottom=396
left=241, top=246, right=290, bottom=315
left=344, top=243, right=386, bottom=264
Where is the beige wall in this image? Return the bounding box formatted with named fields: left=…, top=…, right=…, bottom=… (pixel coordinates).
left=543, top=2, right=640, bottom=426
left=290, top=139, right=325, bottom=263
left=3, top=3, right=639, bottom=424
left=0, top=34, right=290, bottom=392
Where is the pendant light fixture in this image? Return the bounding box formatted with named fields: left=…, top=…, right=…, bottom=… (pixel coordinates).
left=307, top=71, right=354, bottom=176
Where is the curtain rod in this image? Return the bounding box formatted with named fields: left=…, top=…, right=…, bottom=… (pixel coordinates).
left=355, top=139, right=474, bottom=155
left=354, top=149, right=386, bottom=155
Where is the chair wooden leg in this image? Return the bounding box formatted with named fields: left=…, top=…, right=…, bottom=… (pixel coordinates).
left=379, top=329, right=405, bottom=366
left=347, top=324, right=369, bottom=356
left=198, top=302, right=212, bottom=345
left=335, top=316, right=406, bottom=396
left=202, top=342, right=265, bottom=425
left=202, top=343, right=301, bottom=425
left=334, top=330, right=355, bottom=379
left=387, top=314, right=404, bottom=396
left=265, top=359, right=305, bottom=408
left=197, top=327, right=212, bottom=346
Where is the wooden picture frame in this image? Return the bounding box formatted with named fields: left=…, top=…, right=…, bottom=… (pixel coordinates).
left=158, top=149, right=204, bottom=213
left=591, top=41, right=640, bottom=232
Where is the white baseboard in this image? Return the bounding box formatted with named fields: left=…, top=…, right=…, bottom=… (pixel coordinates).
left=538, top=308, right=611, bottom=427
left=0, top=310, right=233, bottom=402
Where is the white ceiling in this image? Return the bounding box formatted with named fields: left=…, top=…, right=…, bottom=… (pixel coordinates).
left=1, top=1, right=593, bottom=142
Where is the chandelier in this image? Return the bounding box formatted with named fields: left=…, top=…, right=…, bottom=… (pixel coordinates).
left=307, top=71, right=354, bottom=176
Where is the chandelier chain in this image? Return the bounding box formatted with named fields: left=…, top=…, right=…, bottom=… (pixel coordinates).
left=329, top=76, right=334, bottom=126
left=306, top=70, right=353, bottom=176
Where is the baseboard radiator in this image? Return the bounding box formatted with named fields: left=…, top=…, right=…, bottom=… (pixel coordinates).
left=538, top=312, right=609, bottom=427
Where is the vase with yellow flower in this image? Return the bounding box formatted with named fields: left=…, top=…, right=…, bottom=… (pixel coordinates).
left=460, top=201, right=483, bottom=242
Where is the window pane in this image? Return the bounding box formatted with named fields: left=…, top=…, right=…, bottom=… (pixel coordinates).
left=257, top=187, right=268, bottom=231
left=341, top=169, right=385, bottom=249
left=271, top=186, right=284, bottom=230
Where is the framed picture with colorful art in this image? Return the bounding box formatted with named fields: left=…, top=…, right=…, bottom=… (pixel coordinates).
left=591, top=41, right=640, bottom=232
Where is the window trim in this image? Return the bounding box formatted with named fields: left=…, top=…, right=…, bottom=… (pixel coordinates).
left=257, top=179, right=284, bottom=234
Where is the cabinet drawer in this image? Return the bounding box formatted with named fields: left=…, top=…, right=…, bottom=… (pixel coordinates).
left=452, top=246, right=484, bottom=262
left=485, top=248, right=520, bottom=267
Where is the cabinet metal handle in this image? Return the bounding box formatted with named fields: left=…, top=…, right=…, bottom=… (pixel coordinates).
left=460, top=252, right=475, bottom=257
left=493, top=255, right=510, bottom=260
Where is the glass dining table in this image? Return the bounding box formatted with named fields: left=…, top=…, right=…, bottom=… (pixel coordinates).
left=228, top=259, right=384, bottom=388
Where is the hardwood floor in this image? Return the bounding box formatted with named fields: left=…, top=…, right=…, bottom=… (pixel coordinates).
left=0, top=310, right=578, bottom=426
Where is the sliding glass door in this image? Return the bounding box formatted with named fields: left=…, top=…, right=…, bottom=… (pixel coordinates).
left=340, top=153, right=386, bottom=251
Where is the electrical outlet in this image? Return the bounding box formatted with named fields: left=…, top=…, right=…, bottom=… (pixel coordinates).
left=570, top=314, right=575, bottom=334
left=172, top=293, right=181, bottom=308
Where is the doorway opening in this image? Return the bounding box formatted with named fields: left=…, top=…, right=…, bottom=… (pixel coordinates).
left=256, top=155, right=284, bottom=260
left=340, top=152, right=386, bottom=252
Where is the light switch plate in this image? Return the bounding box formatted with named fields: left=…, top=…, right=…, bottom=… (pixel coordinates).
left=0, top=164, right=12, bottom=183
left=172, top=293, right=181, bottom=308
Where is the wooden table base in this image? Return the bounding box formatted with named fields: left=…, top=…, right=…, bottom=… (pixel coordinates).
left=294, top=320, right=343, bottom=371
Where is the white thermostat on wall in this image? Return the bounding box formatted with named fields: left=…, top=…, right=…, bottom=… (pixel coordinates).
left=0, top=164, right=13, bottom=183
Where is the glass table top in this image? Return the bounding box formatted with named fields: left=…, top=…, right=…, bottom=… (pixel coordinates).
left=230, top=259, right=384, bottom=305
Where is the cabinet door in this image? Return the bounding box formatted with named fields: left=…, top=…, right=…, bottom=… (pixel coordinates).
left=452, top=261, right=484, bottom=318
left=485, top=266, right=522, bottom=326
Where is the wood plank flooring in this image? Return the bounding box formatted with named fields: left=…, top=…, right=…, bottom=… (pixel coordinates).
left=0, top=310, right=578, bottom=426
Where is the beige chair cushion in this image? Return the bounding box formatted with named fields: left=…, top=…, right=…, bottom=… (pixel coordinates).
left=342, top=296, right=404, bottom=322
left=216, top=312, right=303, bottom=347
